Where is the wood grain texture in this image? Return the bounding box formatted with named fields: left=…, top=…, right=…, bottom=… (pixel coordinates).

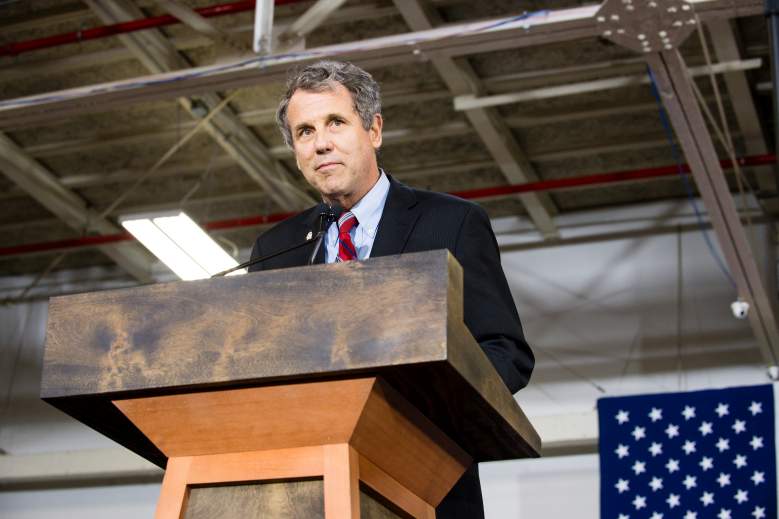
left=41, top=250, right=540, bottom=466
left=351, top=379, right=470, bottom=507
left=359, top=456, right=435, bottom=519
left=114, top=380, right=375, bottom=457
left=155, top=456, right=190, bottom=519
left=361, top=486, right=409, bottom=519
left=184, top=447, right=324, bottom=484
left=444, top=320, right=542, bottom=458
left=155, top=448, right=325, bottom=519
left=118, top=378, right=467, bottom=515
left=42, top=251, right=451, bottom=397
left=323, top=444, right=360, bottom=519
left=184, top=480, right=324, bottom=519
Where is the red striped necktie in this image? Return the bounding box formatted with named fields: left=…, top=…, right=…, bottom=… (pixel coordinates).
left=336, top=211, right=359, bottom=262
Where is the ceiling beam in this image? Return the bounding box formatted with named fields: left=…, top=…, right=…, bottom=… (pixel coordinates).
left=393, top=0, right=558, bottom=238
left=0, top=4, right=398, bottom=82
left=84, top=0, right=314, bottom=211
left=276, top=0, right=348, bottom=47
left=0, top=133, right=153, bottom=282
left=453, top=59, right=762, bottom=110
left=646, top=50, right=779, bottom=369
left=154, top=0, right=250, bottom=53
left=706, top=18, right=774, bottom=192
left=0, top=4, right=604, bottom=129
left=0, top=1, right=758, bottom=132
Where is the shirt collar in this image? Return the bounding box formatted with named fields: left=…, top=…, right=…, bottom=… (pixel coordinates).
left=348, top=170, right=390, bottom=239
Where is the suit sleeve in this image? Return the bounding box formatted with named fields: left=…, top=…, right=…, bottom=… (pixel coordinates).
left=453, top=204, right=534, bottom=394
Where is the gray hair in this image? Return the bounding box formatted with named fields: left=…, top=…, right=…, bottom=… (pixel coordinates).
left=276, top=60, right=381, bottom=147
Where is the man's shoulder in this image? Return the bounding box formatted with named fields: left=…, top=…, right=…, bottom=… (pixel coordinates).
left=255, top=205, right=319, bottom=246
left=397, top=181, right=484, bottom=217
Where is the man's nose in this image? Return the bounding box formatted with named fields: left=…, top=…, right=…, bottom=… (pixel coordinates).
left=314, top=130, right=333, bottom=153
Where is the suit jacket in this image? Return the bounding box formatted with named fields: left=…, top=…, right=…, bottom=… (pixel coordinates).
left=249, top=176, right=534, bottom=518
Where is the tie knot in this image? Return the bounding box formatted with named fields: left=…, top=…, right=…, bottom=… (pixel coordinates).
left=338, top=211, right=358, bottom=234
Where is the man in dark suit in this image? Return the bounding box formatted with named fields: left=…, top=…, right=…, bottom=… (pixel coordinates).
left=249, top=60, right=533, bottom=519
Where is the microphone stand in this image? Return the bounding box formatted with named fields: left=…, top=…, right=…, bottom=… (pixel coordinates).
left=211, top=204, right=341, bottom=278
left=211, top=233, right=322, bottom=277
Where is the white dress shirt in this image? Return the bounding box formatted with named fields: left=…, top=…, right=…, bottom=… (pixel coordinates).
left=324, top=171, right=390, bottom=263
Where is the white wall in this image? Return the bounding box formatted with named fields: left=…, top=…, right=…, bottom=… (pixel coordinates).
left=0, top=201, right=773, bottom=518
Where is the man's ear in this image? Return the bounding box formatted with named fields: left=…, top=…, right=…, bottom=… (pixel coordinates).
left=370, top=114, right=383, bottom=149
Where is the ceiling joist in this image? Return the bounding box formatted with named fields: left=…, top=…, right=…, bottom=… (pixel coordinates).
left=85, top=0, right=313, bottom=211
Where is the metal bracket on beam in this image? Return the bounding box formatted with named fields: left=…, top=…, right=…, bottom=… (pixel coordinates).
left=596, top=0, right=697, bottom=53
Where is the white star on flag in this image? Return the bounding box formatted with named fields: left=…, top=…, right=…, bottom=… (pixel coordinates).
left=615, top=444, right=629, bottom=458
left=649, top=477, right=663, bottom=491
left=597, top=385, right=776, bottom=519
left=682, top=475, right=697, bottom=490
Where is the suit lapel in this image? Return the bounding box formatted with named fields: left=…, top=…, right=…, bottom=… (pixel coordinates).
left=302, top=206, right=327, bottom=265
left=371, top=176, right=421, bottom=258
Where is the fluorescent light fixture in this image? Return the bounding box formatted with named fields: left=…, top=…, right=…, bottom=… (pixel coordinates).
left=120, top=211, right=245, bottom=280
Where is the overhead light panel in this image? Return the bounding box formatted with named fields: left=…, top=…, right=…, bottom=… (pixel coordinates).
left=120, top=211, right=245, bottom=280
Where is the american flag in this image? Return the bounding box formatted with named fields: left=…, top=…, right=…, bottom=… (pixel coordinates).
left=598, top=384, right=777, bottom=519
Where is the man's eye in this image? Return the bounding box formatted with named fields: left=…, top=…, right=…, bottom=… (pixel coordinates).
left=299, top=128, right=313, bottom=136
left=332, top=119, right=343, bottom=126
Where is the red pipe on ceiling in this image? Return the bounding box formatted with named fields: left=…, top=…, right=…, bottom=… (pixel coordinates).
left=1, top=153, right=774, bottom=258
left=0, top=0, right=306, bottom=57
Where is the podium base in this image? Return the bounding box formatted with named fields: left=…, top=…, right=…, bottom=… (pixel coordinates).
left=113, top=378, right=469, bottom=518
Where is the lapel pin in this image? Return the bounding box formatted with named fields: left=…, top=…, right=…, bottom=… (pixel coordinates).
left=306, top=231, right=313, bottom=240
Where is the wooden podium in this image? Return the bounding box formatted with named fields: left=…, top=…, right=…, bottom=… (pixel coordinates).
left=41, top=250, right=540, bottom=518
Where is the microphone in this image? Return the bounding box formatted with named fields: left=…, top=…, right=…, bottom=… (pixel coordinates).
left=211, top=202, right=342, bottom=277
left=308, top=203, right=342, bottom=264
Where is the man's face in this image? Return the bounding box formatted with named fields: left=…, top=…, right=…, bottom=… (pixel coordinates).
left=286, top=83, right=383, bottom=209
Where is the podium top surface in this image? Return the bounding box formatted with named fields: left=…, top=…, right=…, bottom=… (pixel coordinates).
left=41, top=250, right=540, bottom=465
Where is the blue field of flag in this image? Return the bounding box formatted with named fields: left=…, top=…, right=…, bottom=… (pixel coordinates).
left=598, top=384, right=777, bottom=519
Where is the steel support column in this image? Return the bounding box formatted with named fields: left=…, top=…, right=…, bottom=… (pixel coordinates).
left=646, top=50, right=779, bottom=368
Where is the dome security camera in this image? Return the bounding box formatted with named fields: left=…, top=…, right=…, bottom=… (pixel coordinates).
left=730, top=299, right=750, bottom=320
